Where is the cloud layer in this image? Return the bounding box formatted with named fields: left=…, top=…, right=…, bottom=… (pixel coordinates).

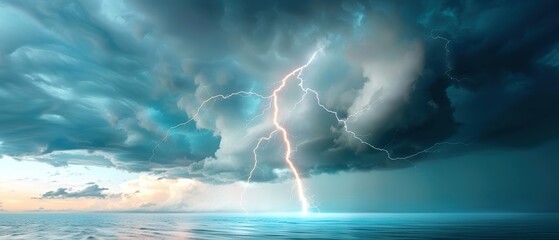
left=0, top=0, right=558, bottom=183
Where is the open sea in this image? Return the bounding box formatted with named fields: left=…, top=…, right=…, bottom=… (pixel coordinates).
left=1, top=213, right=558, bottom=239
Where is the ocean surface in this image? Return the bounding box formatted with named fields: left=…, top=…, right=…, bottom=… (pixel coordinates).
left=1, top=213, right=558, bottom=239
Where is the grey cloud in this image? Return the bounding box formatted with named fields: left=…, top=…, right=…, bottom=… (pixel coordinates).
left=40, top=184, right=109, bottom=199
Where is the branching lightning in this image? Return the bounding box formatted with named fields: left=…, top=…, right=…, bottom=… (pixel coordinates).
left=430, top=30, right=469, bottom=87
left=240, top=129, right=278, bottom=213
left=148, top=91, right=272, bottom=164
left=151, top=43, right=469, bottom=214
left=292, top=52, right=466, bottom=162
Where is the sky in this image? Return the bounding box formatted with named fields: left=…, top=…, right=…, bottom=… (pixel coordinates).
left=0, top=0, right=558, bottom=213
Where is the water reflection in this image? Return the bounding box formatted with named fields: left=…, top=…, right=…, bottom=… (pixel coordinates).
left=0, top=213, right=558, bottom=239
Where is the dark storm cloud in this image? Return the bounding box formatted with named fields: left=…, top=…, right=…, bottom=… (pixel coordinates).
left=40, top=184, right=109, bottom=199
left=0, top=0, right=557, bottom=183
left=420, top=0, right=559, bottom=148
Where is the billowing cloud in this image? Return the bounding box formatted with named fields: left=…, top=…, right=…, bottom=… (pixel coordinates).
left=113, top=175, right=197, bottom=211
left=40, top=183, right=109, bottom=199
left=0, top=0, right=557, bottom=184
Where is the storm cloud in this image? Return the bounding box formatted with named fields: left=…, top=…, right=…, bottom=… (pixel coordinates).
left=0, top=0, right=558, bottom=183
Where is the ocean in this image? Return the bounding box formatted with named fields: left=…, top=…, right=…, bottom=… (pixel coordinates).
left=1, top=213, right=558, bottom=239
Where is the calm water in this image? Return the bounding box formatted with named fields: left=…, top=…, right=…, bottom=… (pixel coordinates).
left=1, top=213, right=558, bottom=239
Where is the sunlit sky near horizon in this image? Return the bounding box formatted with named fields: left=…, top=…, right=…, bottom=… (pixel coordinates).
left=1, top=0, right=558, bottom=213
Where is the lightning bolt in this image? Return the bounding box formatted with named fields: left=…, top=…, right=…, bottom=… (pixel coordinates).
left=242, top=52, right=320, bottom=214
left=151, top=53, right=318, bottom=214
left=266, top=51, right=319, bottom=214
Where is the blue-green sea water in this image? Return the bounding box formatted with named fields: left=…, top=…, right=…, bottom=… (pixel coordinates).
left=1, top=213, right=558, bottom=239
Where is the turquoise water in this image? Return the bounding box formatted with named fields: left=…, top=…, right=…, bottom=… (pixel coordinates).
left=1, top=213, right=558, bottom=239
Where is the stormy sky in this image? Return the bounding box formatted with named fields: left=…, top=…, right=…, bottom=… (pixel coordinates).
left=0, top=0, right=558, bottom=212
